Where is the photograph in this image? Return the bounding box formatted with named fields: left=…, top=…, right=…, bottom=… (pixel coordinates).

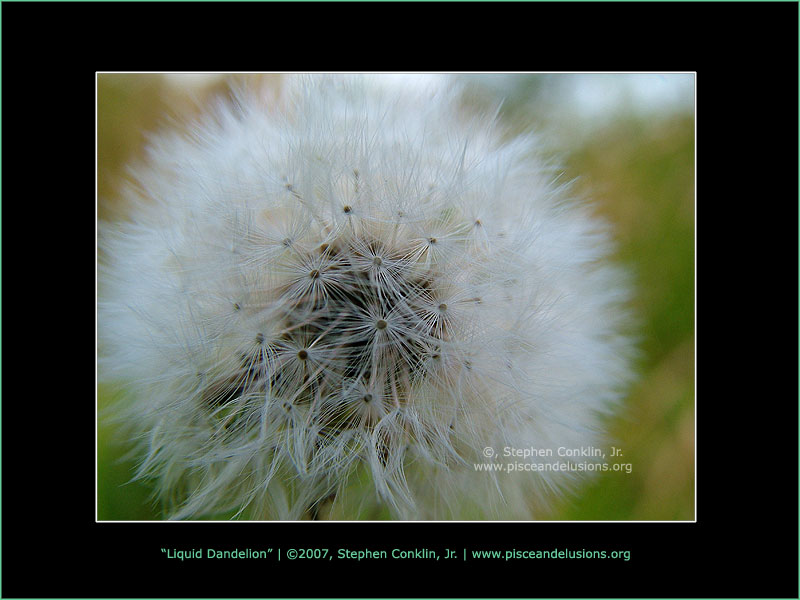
left=2, top=1, right=797, bottom=595
left=97, top=72, right=695, bottom=523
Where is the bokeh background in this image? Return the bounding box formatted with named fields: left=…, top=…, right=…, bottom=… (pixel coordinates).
left=97, top=73, right=695, bottom=521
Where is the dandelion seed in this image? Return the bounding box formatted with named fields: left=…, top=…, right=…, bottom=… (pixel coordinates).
left=98, top=74, right=634, bottom=521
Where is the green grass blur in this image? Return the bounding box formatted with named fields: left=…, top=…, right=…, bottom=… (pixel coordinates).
left=556, top=115, right=694, bottom=520
left=96, top=74, right=694, bottom=521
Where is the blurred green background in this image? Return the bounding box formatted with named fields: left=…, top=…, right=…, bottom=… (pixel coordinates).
left=97, top=74, right=694, bottom=521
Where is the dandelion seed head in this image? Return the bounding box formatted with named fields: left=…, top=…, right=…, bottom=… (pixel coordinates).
left=99, top=75, right=634, bottom=520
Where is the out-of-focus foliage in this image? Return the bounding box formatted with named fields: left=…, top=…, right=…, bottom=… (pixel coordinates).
left=97, top=74, right=694, bottom=521
left=559, top=115, right=694, bottom=520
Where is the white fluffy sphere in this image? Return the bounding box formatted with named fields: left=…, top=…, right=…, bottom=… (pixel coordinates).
left=98, top=75, right=633, bottom=520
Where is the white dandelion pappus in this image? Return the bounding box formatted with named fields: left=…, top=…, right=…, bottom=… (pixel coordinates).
left=98, top=74, right=633, bottom=520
